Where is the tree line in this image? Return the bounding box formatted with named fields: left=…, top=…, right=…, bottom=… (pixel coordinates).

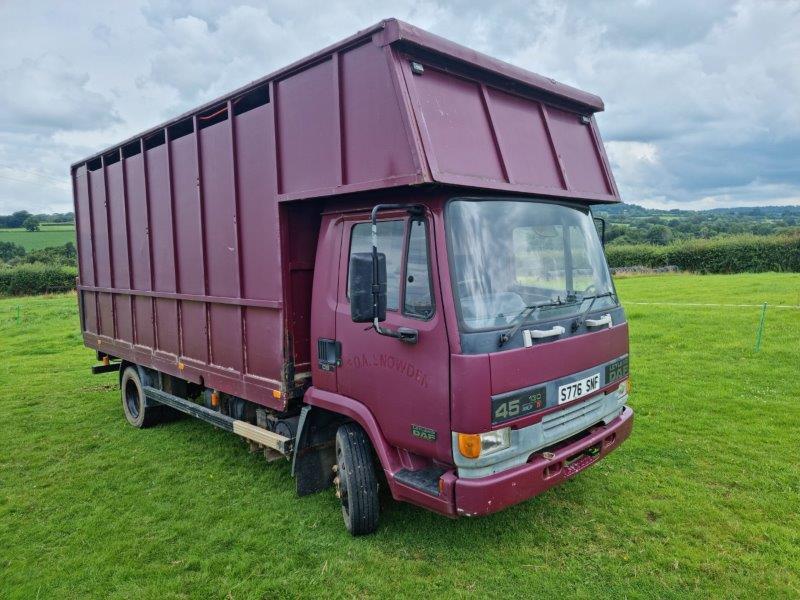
left=593, top=204, right=800, bottom=246
left=0, top=211, right=75, bottom=230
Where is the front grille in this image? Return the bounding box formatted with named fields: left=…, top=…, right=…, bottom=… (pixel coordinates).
left=541, top=394, right=605, bottom=441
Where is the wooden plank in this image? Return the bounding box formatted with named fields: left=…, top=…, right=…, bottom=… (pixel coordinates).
left=232, top=421, right=291, bottom=453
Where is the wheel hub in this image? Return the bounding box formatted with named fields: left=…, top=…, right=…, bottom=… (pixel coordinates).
left=334, top=452, right=349, bottom=513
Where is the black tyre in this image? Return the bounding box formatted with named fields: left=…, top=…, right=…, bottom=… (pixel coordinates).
left=120, top=366, right=168, bottom=428
left=335, top=423, right=379, bottom=535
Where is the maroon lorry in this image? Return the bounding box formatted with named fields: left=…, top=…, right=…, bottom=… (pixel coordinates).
left=72, top=19, right=632, bottom=534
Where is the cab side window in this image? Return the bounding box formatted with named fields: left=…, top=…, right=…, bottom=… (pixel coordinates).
left=348, top=218, right=434, bottom=319
left=349, top=220, right=405, bottom=311
left=404, top=219, right=434, bottom=319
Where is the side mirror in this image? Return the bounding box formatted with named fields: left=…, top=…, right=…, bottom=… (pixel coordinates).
left=349, top=252, right=387, bottom=323
left=593, top=216, right=606, bottom=248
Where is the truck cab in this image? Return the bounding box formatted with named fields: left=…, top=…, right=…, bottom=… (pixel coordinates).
left=305, top=192, right=632, bottom=524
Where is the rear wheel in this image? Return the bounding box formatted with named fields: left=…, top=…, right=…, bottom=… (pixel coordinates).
left=335, top=423, right=379, bottom=535
left=120, top=366, right=168, bottom=428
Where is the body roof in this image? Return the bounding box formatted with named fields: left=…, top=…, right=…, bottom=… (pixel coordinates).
left=71, top=18, right=605, bottom=170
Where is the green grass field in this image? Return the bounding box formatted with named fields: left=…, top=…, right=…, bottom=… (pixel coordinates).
left=1, top=273, right=798, bottom=598
left=0, top=226, right=75, bottom=250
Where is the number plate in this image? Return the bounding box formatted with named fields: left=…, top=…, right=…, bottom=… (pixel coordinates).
left=558, top=373, right=600, bottom=404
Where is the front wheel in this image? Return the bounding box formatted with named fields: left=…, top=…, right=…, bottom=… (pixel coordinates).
left=335, top=423, right=379, bottom=535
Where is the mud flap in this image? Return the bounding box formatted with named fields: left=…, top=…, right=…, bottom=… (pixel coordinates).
left=292, top=406, right=347, bottom=496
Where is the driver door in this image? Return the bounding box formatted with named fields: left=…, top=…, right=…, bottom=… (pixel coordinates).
left=333, top=212, right=451, bottom=462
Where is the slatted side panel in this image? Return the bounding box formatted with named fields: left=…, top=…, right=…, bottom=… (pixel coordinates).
left=235, top=102, right=283, bottom=384
left=170, top=133, right=207, bottom=365
left=88, top=168, right=114, bottom=339
left=146, top=143, right=180, bottom=357
left=72, top=36, right=426, bottom=405
left=73, top=167, right=98, bottom=334
left=106, top=161, right=133, bottom=344
left=200, top=116, right=242, bottom=374
left=124, top=152, right=155, bottom=349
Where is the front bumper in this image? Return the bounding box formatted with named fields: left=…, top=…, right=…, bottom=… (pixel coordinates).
left=454, top=405, right=633, bottom=517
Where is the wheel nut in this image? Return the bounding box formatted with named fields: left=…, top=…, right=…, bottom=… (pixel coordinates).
left=335, top=490, right=341, bottom=498
left=333, top=476, right=340, bottom=486
left=332, top=464, right=338, bottom=473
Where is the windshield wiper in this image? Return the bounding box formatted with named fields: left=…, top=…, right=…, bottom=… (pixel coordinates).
left=498, top=290, right=618, bottom=347
left=498, top=297, right=573, bottom=347
left=574, top=291, right=618, bottom=330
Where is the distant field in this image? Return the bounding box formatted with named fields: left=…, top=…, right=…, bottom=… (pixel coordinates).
left=38, top=223, right=76, bottom=231
left=0, top=226, right=75, bottom=250
left=1, top=273, right=798, bottom=597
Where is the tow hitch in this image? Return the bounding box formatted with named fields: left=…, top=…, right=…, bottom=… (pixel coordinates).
left=563, top=443, right=602, bottom=477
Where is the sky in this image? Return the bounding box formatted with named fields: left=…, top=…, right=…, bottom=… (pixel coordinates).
left=0, top=0, right=798, bottom=214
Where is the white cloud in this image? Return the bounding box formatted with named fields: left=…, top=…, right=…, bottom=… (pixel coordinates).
left=0, top=0, right=798, bottom=213
left=0, top=55, right=120, bottom=133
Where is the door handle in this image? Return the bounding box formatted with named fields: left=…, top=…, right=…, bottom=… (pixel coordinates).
left=529, top=325, right=565, bottom=339
left=397, top=327, right=418, bottom=344
left=585, top=314, right=612, bottom=328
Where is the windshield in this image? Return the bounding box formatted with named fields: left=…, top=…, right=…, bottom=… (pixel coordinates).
left=446, top=199, right=616, bottom=331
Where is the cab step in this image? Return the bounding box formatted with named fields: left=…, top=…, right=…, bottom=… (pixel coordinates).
left=394, top=467, right=448, bottom=496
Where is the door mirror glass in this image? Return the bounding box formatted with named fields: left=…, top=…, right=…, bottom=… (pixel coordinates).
left=349, top=252, right=387, bottom=323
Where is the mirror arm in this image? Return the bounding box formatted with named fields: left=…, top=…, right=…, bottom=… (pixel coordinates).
left=593, top=215, right=607, bottom=248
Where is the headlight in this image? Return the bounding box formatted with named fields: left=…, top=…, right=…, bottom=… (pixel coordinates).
left=618, top=378, right=630, bottom=396
left=457, top=428, right=511, bottom=459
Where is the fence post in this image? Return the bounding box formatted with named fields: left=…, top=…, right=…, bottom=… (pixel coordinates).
left=754, top=302, right=767, bottom=352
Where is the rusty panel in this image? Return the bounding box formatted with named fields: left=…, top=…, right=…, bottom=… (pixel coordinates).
left=544, top=106, right=612, bottom=195
left=145, top=145, right=176, bottom=293
left=199, top=120, right=238, bottom=297
left=283, top=202, right=319, bottom=369
left=484, top=88, right=563, bottom=189
left=340, top=42, right=416, bottom=185
left=276, top=59, right=338, bottom=194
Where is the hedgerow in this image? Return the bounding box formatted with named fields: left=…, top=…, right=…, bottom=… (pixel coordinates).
left=606, top=233, right=800, bottom=273
left=0, top=264, right=77, bottom=296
